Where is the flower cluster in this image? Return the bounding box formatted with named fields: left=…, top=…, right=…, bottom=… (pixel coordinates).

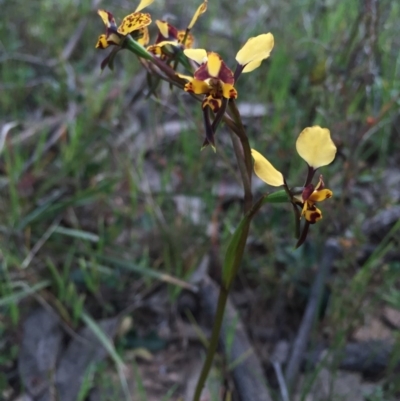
left=95, top=2, right=337, bottom=247
left=95, top=0, right=154, bottom=69
left=251, top=126, right=337, bottom=246
left=95, top=0, right=207, bottom=70
left=147, top=1, right=207, bottom=59
left=95, top=1, right=274, bottom=148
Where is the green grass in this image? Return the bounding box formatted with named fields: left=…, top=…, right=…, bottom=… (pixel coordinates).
left=1, top=0, right=400, bottom=399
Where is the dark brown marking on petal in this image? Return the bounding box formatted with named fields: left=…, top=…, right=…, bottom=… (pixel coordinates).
left=195, top=63, right=212, bottom=81
left=167, top=23, right=179, bottom=40
left=302, top=184, right=314, bottom=201
left=217, top=60, right=235, bottom=84
left=202, top=95, right=221, bottom=112
left=178, top=31, right=194, bottom=47
left=308, top=211, right=321, bottom=224
left=184, top=82, right=194, bottom=93
left=229, top=88, right=237, bottom=98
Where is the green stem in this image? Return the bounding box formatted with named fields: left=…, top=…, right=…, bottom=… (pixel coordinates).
left=192, top=197, right=265, bottom=401
left=192, top=101, right=257, bottom=401
left=228, top=100, right=253, bottom=185
left=228, top=129, right=253, bottom=214
left=192, top=284, right=229, bottom=401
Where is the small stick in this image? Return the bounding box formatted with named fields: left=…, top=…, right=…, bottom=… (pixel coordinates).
left=272, top=361, right=290, bottom=401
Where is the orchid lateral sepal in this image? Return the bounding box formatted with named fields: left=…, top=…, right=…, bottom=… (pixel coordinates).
left=202, top=106, right=216, bottom=151
left=201, top=98, right=229, bottom=149
left=291, top=202, right=302, bottom=239
left=211, top=98, right=228, bottom=134
left=296, top=221, right=310, bottom=249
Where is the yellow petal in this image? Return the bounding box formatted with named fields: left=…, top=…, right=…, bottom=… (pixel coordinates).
left=309, top=189, right=333, bottom=202
left=251, top=149, right=284, bottom=187
left=97, top=9, right=113, bottom=27
left=135, top=0, right=154, bottom=12
left=303, top=205, right=323, bottom=223
left=235, top=33, right=274, bottom=67
left=95, top=34, right=109, bottom=49
left=178, top=31, right=194, bottom=48
left=185, top=78, right=210, bottom=94
left=137, top=27, right=149, bottom=46
left=296, top=126, right=337, bottom=169
left=184, top=48, right=207, bottom=64
left=222, top=83, right=238, bottom=99
left=206, top=52, right=222, bottom=77
left=242, top=60, right=262, bottom=73
left=188, top=1, right=208, bottom=29
left=203, top=95, right=222, bottom=112
left=147, top=44, right=162, bottom=56
left=155, top=20, right=169, bottom=38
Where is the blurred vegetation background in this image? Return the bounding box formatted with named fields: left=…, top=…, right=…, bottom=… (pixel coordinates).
left=1, top=0, right=400, bottom=400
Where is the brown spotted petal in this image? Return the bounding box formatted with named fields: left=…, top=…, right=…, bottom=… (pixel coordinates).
left=221, top=83, right=237, bottom=99
left=135, top=27, right=150, bottom=45
left=96, top=10, right=123, bottom=48
left=95, top=31, right=123, bottom=49
left=303, top=204, right=323, bottom=224
left=202, top=95, right=223, bottom=112
left=184, top=78, right=210, bottom=95
left=177, top=31, right=194, bottom=48
left=96, top=34, right=110, bottom=49
left=117, top=12, right=152, bottom=35
left=147, top=44, right=163, bottom=57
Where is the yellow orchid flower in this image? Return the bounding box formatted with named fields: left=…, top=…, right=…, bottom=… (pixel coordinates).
left=147, top=1, right=207, bottom=60
left=293, top=176, right=333, bottom=223
left=179, top=50, right=237, bottom=112
left=177, top=50, right=237, bottom=148
left=175, top=31, right=274, bottom=148
left=147, top=20, right=195, bottom=59
left=251, top=126, right=336, bottom=225
left=95, top=2, right=153, bottom=49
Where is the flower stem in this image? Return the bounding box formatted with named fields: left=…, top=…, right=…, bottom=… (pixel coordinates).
left=192, top=195, right=265, bottom=401
left=229, top=129, right=252, bottom=212
left=193, top=102, right=257, bottom=401
left=192, top=283, right=229, bottom=401
left=228, top=100, right=253, bottom=185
